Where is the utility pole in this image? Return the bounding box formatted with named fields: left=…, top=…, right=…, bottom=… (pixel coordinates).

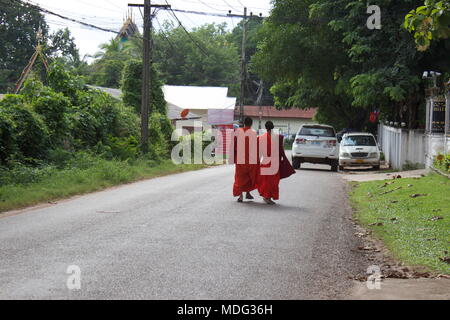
left=239, top=8, right=247, bottom=125
left=228, top=9, right=264, bottom=126
left=128, top=1, right=170, bottom=153
left=255, top=80, right=264, bottom=132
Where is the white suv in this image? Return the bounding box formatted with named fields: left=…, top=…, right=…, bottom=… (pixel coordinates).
left=339, top=133, right=381, bottom=170
left=291, top=124, right=339, bottom=171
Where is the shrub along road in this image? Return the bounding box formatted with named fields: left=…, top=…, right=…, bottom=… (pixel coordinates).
left=0, top=164, right=368, bottom=299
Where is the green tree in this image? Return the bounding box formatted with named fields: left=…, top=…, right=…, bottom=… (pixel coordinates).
left=89, top=39, right=125, bottom=88
left=253, top=0, right=450, bottom=130
left=47, top=28, right=81, bottom=65
left=152, top=22, right=239, bottom=93
left=0, top=108, right=16, bottom=164
left=0, top=95, right=49, bottom=160
left=405, top=0, right=450, bottom=51
left=121, top=59, right=173, bottom=157
left=0, top=0, right=48, bottom=92
left=228, top=18, right=273, bottom=105
left=121, top=59, right=166, bottom=115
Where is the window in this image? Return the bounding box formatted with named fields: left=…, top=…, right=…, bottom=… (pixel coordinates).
left=342, top=136, right=377, bottom=147
left=299, top=126, right=335, bottom=137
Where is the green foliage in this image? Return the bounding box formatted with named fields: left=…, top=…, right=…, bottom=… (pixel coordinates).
left=153, top=22, right=239, bottom=92
left=88, top=39, right=125, bottom=88
left=71, top=89, right=123, bottom=148
left=0, top=95, right=49, bottom=160
left=107, top=136, right=139, bottom=161
left=405, top=0, right=450, bottom=51
left=0, top=108, right=16, bottom=165
left=121, top=59, right=167, bottom=115
left=252, top=0, right=450, bottom=131
left=47, top=62, right=85, bottom=101
left=0, top=157, right=206, bottom=212
left=147, top=112, right=172, bottom=161
left=0, top=0, right=48, bottom=92
left=33, top=87, right=71, bottom=146
left=434, top=153, right=450, bottom=172
left=46, top=28, right=80, bottom=64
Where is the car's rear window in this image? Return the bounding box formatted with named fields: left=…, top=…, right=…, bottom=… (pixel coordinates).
left=299, top=126, right=335, bottom=137
left=342, top=135, right=376, bottom=146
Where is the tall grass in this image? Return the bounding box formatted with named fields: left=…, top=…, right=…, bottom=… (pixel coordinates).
left=0, top=158, right=206, bottom=213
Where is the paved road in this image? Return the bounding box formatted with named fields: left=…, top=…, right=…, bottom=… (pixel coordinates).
left=0, top=163, right=367, bottom=300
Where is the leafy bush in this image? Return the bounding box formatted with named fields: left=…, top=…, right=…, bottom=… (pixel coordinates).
left=21, top=78, right=45, bottom=104
left=71, top=89, right=120, bottom=147
left=0, top=161, right=57, bottom=185
left=47, top=62, right=85, bottom=102
left=0, top=96, right=49, bottom=160
left=0, top=109, right=16, bottom=165
left=107, top=136, right=139, bottom=161
left=121, top=59, right=167, bottom=115
left=434, top=153, right=450, bottom=172
left=46, top=148, right=75, bottom=168
left=112, top=104, right=140, bottom=138
left=147, top=112, right=172, bottom=161
left=33, top=87, right=71, bottom=146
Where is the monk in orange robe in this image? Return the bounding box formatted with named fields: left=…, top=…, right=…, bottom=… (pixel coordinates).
left=231, top=117, right=259, bottom=203
left=257, top=121, right=295, bottom=204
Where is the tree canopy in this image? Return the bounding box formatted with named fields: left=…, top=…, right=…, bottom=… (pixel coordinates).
left=252, top=0, right=450, bottom=131
left=0, top=0, right=48, bottom=92
left=405, top=0, right=450, bottom=51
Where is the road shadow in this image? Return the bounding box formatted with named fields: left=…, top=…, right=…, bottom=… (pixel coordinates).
left=296, top=168, right=333, bottom=173
left=236, top=200, right=311, bottom=213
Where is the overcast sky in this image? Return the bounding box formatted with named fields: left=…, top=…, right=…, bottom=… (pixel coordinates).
left=30, top=0, right=273, bottom=58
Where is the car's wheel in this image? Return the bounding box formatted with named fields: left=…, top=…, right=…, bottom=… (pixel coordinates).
left=373, top=165, right=380, bottom=171
left=339, top=165, right=345, bottom=171
left=292, top=158, right=301, bottom=170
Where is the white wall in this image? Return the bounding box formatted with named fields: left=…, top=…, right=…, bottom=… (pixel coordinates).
left=378, top=124, right=450, bottom=169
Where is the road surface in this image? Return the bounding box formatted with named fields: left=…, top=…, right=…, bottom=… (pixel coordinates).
left=0, top=163, right=367, bottom=299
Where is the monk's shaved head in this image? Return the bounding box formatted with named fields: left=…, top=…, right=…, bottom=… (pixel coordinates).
left=244, top=117, right=253, bottom=127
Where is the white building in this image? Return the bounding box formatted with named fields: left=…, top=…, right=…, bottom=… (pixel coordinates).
left=92, top=85, right=237, bottom=131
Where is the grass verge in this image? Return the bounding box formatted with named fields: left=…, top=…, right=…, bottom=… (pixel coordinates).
left=0, top=159, right=208, bottom=213
left=350, top=173, right=450, bottom=275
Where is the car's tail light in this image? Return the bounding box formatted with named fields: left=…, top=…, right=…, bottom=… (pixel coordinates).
left=296, top=138, right=306, bottom=144
left=327, top=140, right=337, bottom=147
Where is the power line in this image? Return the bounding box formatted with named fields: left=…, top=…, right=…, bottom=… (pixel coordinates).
left=196, top=0, right=225, bottom=11
left=221, top=0, right=240, bottom=11
left=164, top=1, right=210, bottom=57
left=168, top=8, right=229, bottom=18
left=12, top=0, right=119, bottom=34
left=235, top=0, right=245, bottom=8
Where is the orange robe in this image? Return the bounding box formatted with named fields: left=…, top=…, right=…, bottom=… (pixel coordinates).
left=257, top=133, right=281, bottom=200
left=232, top=127, right=259, bottom=197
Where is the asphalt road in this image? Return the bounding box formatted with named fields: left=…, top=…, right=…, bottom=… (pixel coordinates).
left=0, top=162, right=367, bottom=300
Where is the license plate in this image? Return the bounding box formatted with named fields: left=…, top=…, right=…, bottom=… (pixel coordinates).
left=310, top=141, right=321, bottom=146
left=356, top=159, right=365, bottom=164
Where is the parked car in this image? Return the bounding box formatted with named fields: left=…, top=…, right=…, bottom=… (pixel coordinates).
left=291, top=124, right=339, bottom=171
left=339, top=132, right=381, bottom=170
